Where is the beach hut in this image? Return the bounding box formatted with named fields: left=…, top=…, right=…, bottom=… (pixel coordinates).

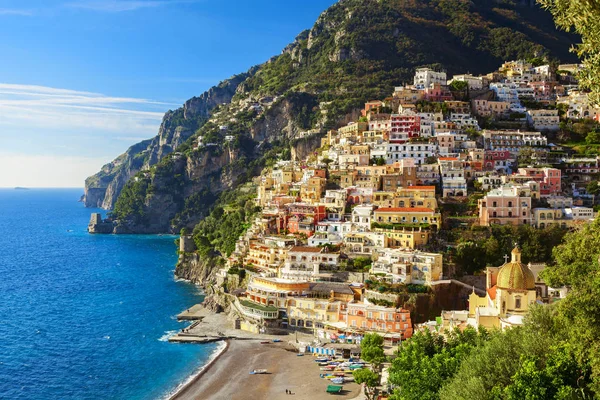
left=326, top=385, right=343, bottom=394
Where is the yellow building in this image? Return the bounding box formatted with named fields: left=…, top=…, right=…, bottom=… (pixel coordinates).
left=373, top=207, right=441, bottom=229
left=372, top=191, right=396, bottom=207
left=468, top=247, right=538, bottom=330
left=244, top=241, right=289, bottom=272
left=371, top=227, right=431, bottom=249
left=338, top=121, right=368, bottom=137
left=246, top=276, right=311, bottom=308
left=287, top=298, right=343, bottom=330
left=300, top=176, right=326, bottom=203
left=393, top=186, right=438, bottom=210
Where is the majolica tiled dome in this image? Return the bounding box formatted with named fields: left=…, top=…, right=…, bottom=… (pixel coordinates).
left=496, top=247, right=536, bottom=290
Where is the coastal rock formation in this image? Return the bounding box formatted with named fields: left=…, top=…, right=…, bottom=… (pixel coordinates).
left=175, top=253, right=220, bottom=286
left=87, top=213, right=114, bottom=234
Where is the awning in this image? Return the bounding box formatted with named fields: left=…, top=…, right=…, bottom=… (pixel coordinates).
left=326, top=385, right=343, bottom=393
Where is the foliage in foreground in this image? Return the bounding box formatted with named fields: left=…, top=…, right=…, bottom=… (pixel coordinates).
left=388, top=218, right=600, bottom=399
left=538, top=0, right=600, bottom=105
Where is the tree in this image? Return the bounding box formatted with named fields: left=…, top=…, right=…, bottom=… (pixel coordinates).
left=585, top=130, right=600, bottom=144
left=586, top=181, right=600, bottom=195
left=390, top=328, right=486, bottom=400
left=538, top=0, right=600, bottom=105
left=449, top=80, right=468, bottom=92
left=353, top=368, right=380, bottom=400
left=361, top=333, right=386, bottom=368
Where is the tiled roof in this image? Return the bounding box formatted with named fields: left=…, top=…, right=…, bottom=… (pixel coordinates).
left=406, top=186, right=436, bottom=190
left=487, top=285, right=497, bottom=300
left=309, top=282, right=354, bottom=294
left=290, top=246, right=323, bottom=253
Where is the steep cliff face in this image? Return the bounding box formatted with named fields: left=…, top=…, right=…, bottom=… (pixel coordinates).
left=109, top=94, right=320, bottom=234
left=175, top=253, right=220, bottom=286
left=82, top=73, right=251, bottom=209
left=110, top=146, right=243, bottom=234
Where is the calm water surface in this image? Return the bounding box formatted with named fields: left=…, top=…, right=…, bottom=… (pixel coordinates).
left=0, top=188, right=215, bottom=400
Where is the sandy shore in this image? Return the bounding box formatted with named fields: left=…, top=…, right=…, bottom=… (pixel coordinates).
left=171, top=339, right=361, bottom=400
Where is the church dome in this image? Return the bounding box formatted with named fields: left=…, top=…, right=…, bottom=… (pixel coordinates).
left=496, top=247, right=536, bottom=290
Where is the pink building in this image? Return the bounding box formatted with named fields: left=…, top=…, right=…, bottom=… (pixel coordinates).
left=423, top=83, right=453, bottom=102
left=479, top=186, right=532, bottom=226
left=484, top=150, right=514, bottom=172
left=517, top=167, right=561, bottom=195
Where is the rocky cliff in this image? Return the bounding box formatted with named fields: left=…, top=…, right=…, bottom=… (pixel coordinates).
left=82, top=72, right=251, bottom=209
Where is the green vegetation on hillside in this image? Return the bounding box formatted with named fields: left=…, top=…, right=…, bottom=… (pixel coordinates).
left=450, top=224, right=568, bottom=275
left=109, top=175, right=151, bottom=223
left=191, top=186, right=260, bottom=258
left=386, top=218, right=600, bottom=398
left=241, top=0, right=577, bottom=125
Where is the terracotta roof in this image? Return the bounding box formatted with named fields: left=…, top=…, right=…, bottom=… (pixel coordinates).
left=406, top=186, right=436, bottom=190
left=374, top=207, right=434, bottom=213
left=487, top=285, right=497, bottom=300
left=290, top=246, right=323, bottom=253
left=309, top=282, right=354, bottom=294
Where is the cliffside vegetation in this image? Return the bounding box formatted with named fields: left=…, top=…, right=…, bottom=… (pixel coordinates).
left=191, top=184, right=261, bottom=259
left=449, top=224, right=568, bottom=275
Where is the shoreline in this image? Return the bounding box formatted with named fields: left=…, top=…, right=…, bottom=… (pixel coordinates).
left=166, top=338, right=362, bottom=400
left=166, top=339, right=230, bottom=400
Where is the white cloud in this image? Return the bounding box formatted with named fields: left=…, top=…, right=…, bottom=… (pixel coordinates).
left=0, top=83, right=174, bottom=135
left=0, top=153, right=110, bottom=188
left=65, top=0, right=196, bottom=12
left=0, top=8, right=33, bottom=16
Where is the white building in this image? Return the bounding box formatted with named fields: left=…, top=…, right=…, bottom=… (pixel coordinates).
left=351, top=205, right=375, bottom=230
left=490, top=82, right=520, bottom=105
left=527, top=109, right=560, bottom=131
left=386, top=142, right=437, bottom=165
left=449, top=74, right=484, bottom=90
left=414, top=68, right=447, bottom=90
left=372, top=248, right=443, bottom=284
left=281, top=247, right=340, bottom=281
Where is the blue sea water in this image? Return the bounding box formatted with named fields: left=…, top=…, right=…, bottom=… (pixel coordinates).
left=0, top=188, right=216, bottom=400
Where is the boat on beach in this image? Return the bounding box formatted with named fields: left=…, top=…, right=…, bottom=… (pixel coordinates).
left=249, top=369, right=268, bottom=374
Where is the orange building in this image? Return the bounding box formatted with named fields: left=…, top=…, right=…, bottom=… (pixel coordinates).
left=345, top=302, right=413, bottom=339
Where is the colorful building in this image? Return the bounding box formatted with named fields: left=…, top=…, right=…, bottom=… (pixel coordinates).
left=345, top=302, right=413, bottom=339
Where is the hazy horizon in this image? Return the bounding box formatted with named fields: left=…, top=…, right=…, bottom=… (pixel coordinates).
left=0, top=0, right=335, bottom=188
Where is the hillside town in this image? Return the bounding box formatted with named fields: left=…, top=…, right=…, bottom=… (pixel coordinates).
left=181, top=59, right=598, bottom=345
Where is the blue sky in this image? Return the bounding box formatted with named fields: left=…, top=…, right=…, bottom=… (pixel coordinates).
left=0, top=0, right=335, bottom=187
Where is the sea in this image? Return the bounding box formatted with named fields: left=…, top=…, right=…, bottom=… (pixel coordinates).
left=0, top=188, right=218, bottom=400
